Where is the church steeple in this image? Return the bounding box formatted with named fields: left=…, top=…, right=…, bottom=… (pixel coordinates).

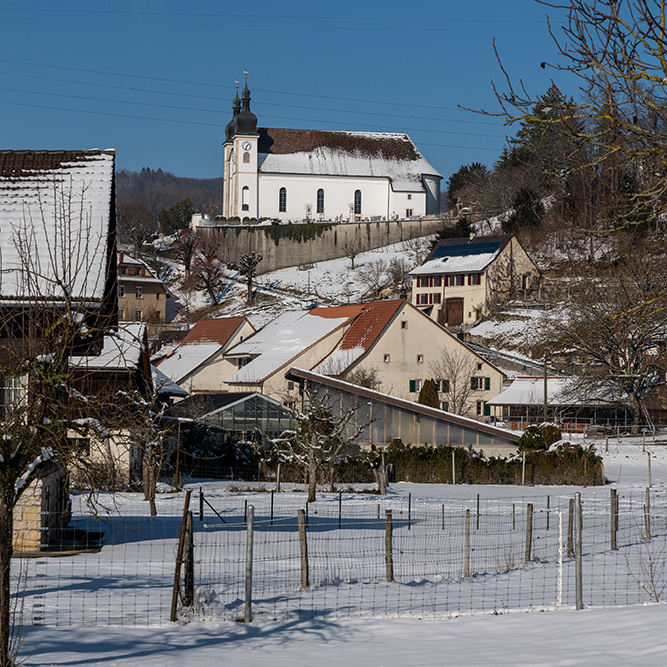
left=235, top=70, right=259, bottom=136
left=225, top=80, right=242, bottom=142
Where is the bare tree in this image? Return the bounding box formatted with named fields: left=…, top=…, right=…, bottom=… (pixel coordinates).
left=342, top=241, right=364, bottom=269
left=239, top=251, right=263, bottom=304
left=357, top=259, right=388, bottom=297
left=192, top=244, right=227, bottom=305
left=270, top=394, right=361, bottom=502
left=387, top=256, right=413, bottom=292
left=490, top=0, right=667, bottom=232
left=429, top=348, right=479, bottom=416
left=170, top=229, right=201, bottom=277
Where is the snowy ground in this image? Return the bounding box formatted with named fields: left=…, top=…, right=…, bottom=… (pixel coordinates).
left=17, top=437, right=667, bottom=666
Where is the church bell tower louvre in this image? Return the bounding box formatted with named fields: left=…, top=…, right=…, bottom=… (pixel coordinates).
left=223, top=71, right=259, bottom=219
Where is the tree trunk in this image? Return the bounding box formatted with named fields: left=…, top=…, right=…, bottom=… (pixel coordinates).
left=0, top=498, right=14, bottom=667
left=307, top=457, right=317, bottom=503
left=143, top=450, right=158, bottom=516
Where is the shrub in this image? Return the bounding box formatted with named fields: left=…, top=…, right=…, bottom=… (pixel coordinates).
left=518, top=425, right=547, bottom=452
left=540, top=422, right=562, bottom=447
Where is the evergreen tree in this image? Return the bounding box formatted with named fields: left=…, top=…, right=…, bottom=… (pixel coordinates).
left=418, top=379, right=440, bottom=409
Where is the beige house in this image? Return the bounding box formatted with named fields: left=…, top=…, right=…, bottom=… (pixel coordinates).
left=409, top=235, right=539, bottom=329
left=156, top=317, right=255, bottom=393
left=222, top=300, right=505, bottom=420
left=118, top=252, right=169, bottom=324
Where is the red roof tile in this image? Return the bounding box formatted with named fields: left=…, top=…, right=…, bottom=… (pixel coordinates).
left=181, top=317, right=251, bottom=347
left=335, top=300, right=404, bottom=352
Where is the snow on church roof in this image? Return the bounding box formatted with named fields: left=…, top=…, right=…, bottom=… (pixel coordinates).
left=0, top=150, right=115, bottom=301
left=256, top=129, right=441, bottom=191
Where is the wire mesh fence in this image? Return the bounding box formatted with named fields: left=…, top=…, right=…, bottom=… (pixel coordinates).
left=14, top=486, right=667, bottom=627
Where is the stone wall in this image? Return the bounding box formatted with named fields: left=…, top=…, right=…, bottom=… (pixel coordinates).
left=198, top=218, right=451, bottom=274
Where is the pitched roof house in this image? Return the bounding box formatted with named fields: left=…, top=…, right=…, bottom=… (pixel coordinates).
left=222, top=82, right=441, bottom=222
left=409, top=234, right=539, bottom=329
left=156, top=316, right=255, bottom=392
left=222, top=299, right=505, bottom=419
left=117, top=252, right=169, bottom=324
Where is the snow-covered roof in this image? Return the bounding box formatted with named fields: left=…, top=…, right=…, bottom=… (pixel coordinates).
left=225, top=310, right=350, bottom=384
left=256, top=128, right=441, bottom=191
left=487, top=377, right=619, bottom=407
left=151, top=364, right=188, bottom=398
left=156, top=342, right=222, bottom=384
left=409, top=236, right=510, bottom=277
left=0, top=150, right=115, bottom=301
left=69, top=323, right=145, bottom=371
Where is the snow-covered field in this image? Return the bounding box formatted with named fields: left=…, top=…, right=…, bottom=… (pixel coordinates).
left=19, top=439, right=667, bottom=666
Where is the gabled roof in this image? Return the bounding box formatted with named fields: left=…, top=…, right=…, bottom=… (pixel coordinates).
left=0, top=149, right=115, bottom=301
left=225, top=309, right=353, bottom=384
left=487, top=376, right=619, bottom=407
left=409, top=235, right=512, bottom=277
left=69, top=322, right=145, bottom=371
left=256, top=128, right=441, bottom=191
left=117, top=252, right=166, bottom=288
left=181, top=316, right=252, bottom=347
left=156, top=342, right=222, bottom=385
left=313, top=300, right=404, bottom=373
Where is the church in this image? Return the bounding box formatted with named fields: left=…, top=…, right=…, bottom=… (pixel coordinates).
left=222, top=82, right=442, bottom=222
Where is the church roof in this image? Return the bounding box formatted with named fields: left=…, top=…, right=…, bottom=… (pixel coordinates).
left=256, top=128, right=441, bottom=191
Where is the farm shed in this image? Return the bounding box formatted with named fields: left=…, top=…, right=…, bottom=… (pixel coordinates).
left=286, top=368, right=519, bottom=457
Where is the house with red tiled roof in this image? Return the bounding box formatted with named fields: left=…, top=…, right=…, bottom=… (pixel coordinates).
left=222, top=80, right=441, bottom=222
left=221, top=299, right=504, bottom=419
left=156, top=316, right=255, bottom=392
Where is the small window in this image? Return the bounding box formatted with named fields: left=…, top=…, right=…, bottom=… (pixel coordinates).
left=406, top=208, right=413, bottom=218
left=118, top=285, right=125, bottom=298
left=407, top=194, right=412, bottom=200
left=243, top=151, right=250, bottom=163
left=135, top=309, right=142, bottom=320
left=442, top=379, right=450, bottom=393
left=242, top=185, right=250, bottom=211
left=354, top=189, right=362, bottom=215
left=384, top=354, right=390, bottom=363
left=417, top=354, right=424, bottom=363
left=401, top=321, right=408, bottom=330
left=476, top=400, right=484, bottom=416
left=409, top=379, right=422, bottom=393
left=118, top=308, right=125, bottom=320
left=477, top=363, right=483, bottom=371
left=441, top=401, right=449, bottom=412
left=287, top=381, right=295, bottom=390
left=135, top=286, right=143, bottom=298
left=279, top=187, right=287, bottom=212
left=317, top=188, right=324, bottom=214
left=471, top=377, right=485, bottom=390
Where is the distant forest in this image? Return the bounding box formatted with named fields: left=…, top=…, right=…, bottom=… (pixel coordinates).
left=115, top=167, right=222, bottom=246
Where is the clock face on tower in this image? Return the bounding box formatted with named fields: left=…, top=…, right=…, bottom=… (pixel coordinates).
left=241, top=141, right=252, bottom=151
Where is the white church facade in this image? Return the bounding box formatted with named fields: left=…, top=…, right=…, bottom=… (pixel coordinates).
left=222, top=83, right=442, bottom=222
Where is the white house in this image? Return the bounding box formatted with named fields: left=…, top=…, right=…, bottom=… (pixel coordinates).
left=222, top=82, right=442, bottom=222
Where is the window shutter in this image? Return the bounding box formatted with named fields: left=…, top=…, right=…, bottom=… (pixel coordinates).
left=409, top=380, right=416, bottom=393
left=483, top=402, right=491, bottom=416
left=443, top=380, right=450, bottom=393
left=485, top=377, right=491, bottom=391
left=471, top=377, right=477, bottom=390
left=441, top=402, right=449, bottom=412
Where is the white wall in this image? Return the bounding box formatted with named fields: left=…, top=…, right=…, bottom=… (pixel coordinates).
left=258, top=173, right=427, bottom=221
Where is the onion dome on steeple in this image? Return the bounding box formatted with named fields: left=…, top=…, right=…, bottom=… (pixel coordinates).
left=235, top=71, right=259, bottom=136
left=225, top=81, right=242, bottom=142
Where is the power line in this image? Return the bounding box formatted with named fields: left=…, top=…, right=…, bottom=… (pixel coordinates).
left=0, top=69, right=504, bottom=128
left=0, top=58, right=494, bottom=114
left=0, top=99, right=504, bottom=152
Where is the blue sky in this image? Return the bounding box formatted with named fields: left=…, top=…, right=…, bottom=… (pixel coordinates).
left=0, top=1, right=575, bottom=183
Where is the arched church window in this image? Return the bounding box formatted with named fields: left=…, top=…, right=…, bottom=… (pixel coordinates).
left=317, top=189, right=324, bottom=214
left=242, top=186, right=250, bottom=211
left=243, top=152, right=250, bottom=164
left=354, top=190, right=362, bottom=215
left=279, top=187, right=287, bottom=212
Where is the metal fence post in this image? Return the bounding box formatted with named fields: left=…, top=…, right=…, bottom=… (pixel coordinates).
left=574, top=492, right=583, bottom=610
left=610, top=488, right=618, bottom=551
left=244, top=505, right=254, bottom=623
left=464, top=509, right=471, bottom=578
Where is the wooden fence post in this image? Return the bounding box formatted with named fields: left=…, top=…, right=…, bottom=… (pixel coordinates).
left=244, top=505, right=255, bottom=623
left=645, top=487, right=651, bottom=540
left=574, top=493, right=583, bottom=610
left=464, top=509, right=471, bottom=578
left=452, top=449, right=456, bottom=485
left=183, top=511, right=194, bottom=608
left=170, top=490, right=192, bottom=623
left=567, top=497, right=574, bottom=558
left=525, top=503, right=534, bottom=563
left=385, top=509, right=394, bottom=583
left=611, top=488, right=618, bottom=551
left=298, top=509, right=309, bottom=589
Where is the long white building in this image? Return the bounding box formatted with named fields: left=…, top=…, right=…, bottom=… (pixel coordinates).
left=222, top=83, right=442, bottom=222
